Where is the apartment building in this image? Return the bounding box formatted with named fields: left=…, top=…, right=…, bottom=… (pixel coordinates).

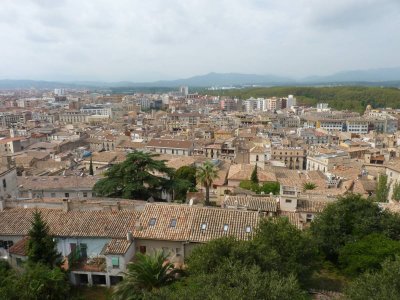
left=270, top=147, right=306, bottom=170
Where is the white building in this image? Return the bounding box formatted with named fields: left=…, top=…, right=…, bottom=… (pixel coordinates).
left=81, top=105, right=112, bottom=117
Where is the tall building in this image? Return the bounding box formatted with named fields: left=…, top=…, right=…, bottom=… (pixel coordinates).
left=54, top=88, right=65, bottom=96
left=287, top=95, right=297, bottom=108
left=179, top=86, right=189, bottom=96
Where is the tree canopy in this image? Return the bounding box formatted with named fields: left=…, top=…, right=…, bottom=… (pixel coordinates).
left=345, top=256, right=400, bottom=300
left=251, top=164, right=259, bottom=184
left=88, top=157, right=94, bottom=176
left=93, top=151, right=177, bottom=200
left=149, top=263, right=307, bottom=300
left=310, top=193, right=400, bottom=262
left=392, top=181, right=400, bottom=201
left=204, top=86, right=400, bottom=113
left=239, top=180, right=280, bottom=195
left=27, top=210, right=61, bottom=267
left=144, top=218, right=315, bottom=299
left=375, top=174, right=389, bottom=202
left=338, top=233, right=400, bottom=276
left=173, top=165, right=197, bottom=201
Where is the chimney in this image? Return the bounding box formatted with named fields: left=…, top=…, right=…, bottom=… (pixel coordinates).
left=0, top=199, right=5, bottom=211
left=62, top=199, right=70, bottom=212
left=126, top=232, right=133, bottom=242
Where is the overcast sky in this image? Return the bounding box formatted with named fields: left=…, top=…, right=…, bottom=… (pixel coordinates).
left=0, top=0, right=399, bottom=81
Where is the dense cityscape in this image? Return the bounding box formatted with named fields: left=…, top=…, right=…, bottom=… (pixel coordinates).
left=1, top=0, right=400, bottom=299
left=1, top=85, right=400, bottom=298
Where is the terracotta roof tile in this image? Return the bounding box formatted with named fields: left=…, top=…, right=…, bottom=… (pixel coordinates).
left=224, top=196, right=278, bottom=212
left=102, top=239, right=132, bottom=255
left=8, top=237, right=29, bottom=256
left=0, top=208, right=141, bottom=239
left=133, top=204, right=260, bottom=242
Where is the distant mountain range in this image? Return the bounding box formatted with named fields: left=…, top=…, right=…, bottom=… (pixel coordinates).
left=1, top=67, right=400, bottom=89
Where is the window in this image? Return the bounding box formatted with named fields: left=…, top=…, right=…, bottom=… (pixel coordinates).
left=223, top=224, right=229, bottom=232
left=245, top=226, right=252, bottom=233
left=170, top=219, right=177, bottom=228
left=16, top=258, right=23, bottom=267
left=111, top=257, right=119, bottom=269
left=149, top=218, right=156, bottom=226
left=83, top=192, right=88, bottom=197
left=51, top=192, right=56, bottom=198
left=176, top=248, right=182, bottom=257
left=2, top=179, right=6, bottom=189
left=285, top=199, right=292, bottom=203
left=162, top=247, right=169, bottom=255
left=64, top=193, right=70, bottom=198
left=80, top=243, right=88, bottom=258
left=201, top=223, right=207, bottom=230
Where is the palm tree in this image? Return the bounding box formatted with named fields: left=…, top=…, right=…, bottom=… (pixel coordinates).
left=196, top=161, right=219, bottom=206
left=113, top=251, right=179, bottom=299
left=303, top=182, right=317, bottom=191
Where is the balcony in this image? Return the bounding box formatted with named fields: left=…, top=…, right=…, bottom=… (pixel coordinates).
left=67, top=246, right=106, bottom=272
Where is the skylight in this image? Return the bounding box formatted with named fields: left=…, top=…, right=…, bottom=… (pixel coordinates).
left=201, top=223, right=207, bottom=230
left=223, top=224, right=229, bottom=232
left=245, top=226, right=252, bottom=233
left=170, top=218, right=177, bottom=228
left=149, top=218, right=156, bottom=226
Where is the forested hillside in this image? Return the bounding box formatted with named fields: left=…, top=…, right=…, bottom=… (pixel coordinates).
left=205, top=86, right=400, bottom=113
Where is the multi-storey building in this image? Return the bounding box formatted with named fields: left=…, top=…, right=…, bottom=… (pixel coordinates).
left=346, top=118, right=369, bottom=134
left=80, top=105, right=112, bottom=117
left=59, top=111, right=89, bottom=124
left=0, top=111, right=32, bottom=127
left=270, top=147, right=306, bottom=170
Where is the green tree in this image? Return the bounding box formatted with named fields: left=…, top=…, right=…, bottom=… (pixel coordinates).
left=0, top=260, right=18, bottom=300
left=174, top=166, right=197, bottom=200
left=88, top=157, right=94, bottom=176
left=303, top=182, right=317, bottom=191
left=252, top=218, right=319, bottom=284
left=149, top=263, right=307, bottom=300
left=239, top=181, right=280, bottom=195
left=16, top=263, right=70, bottom=300
left=239, top=180, right=260, bottom=193
left=113, top=251, right=179, bottom=300
left=175, top=165, right=196, bottom=187
left=27, top=210, right=61, bottom=268
left=0, top=261, right=70, bottom=300
left=310, top=194, right=400, bottom=262
left=186, top=237, right=248, bottom=276
left=260, top=182, right=280, bottom=195
left=187, top=219, right=318, bottom=286
left=93, top=151, right=175, bottom=200
left=375, top=174, right=389, bottom=202
left=392, top=181, right=400, bottom=201
left=345, top=256, right=400, bottom=300
left=196, top=161, right=219, bottom=206
left=339, top=233, right=400, bottom=276
left=251, top=164, right=259, bottom=184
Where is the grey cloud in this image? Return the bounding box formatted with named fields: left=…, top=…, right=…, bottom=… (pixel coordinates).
left=0, top=0, right=399, bottom=81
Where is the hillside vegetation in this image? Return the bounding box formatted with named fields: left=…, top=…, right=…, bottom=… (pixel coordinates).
left=204, top=86, right=400, bottom=113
